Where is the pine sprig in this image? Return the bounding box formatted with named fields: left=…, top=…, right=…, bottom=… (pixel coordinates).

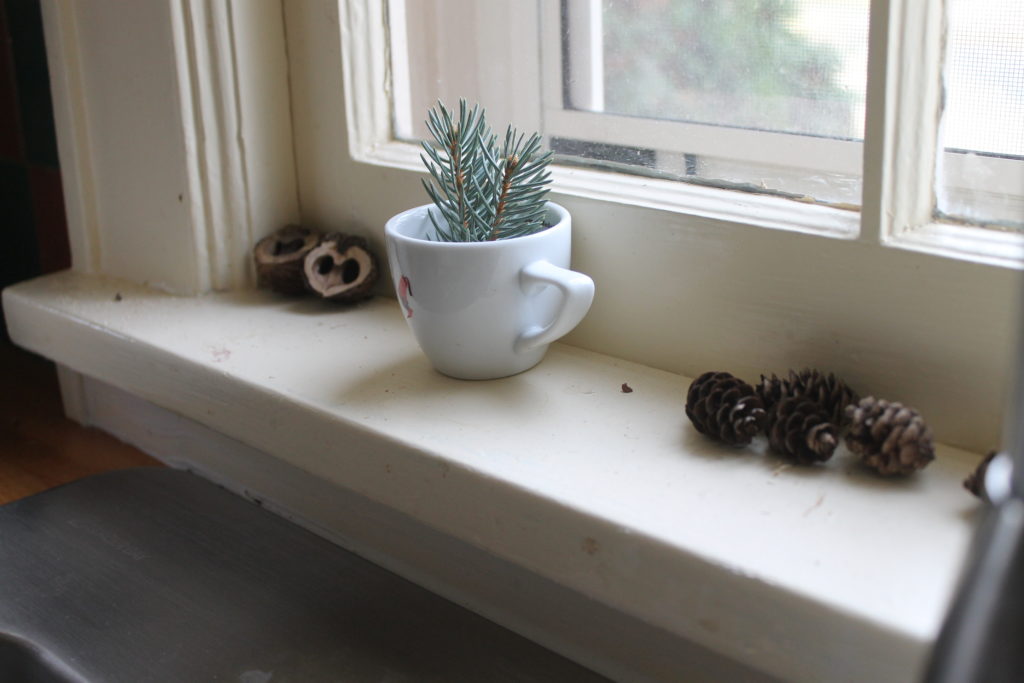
left=420, top=99, right=553, bottom=242
left=419, top=100, right=490, bottom=242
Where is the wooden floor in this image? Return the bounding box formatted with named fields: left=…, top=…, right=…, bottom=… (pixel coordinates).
left=0, top=338, right=160, bottom=505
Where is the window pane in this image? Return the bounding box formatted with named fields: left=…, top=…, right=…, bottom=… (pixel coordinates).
left=938, top=0, right=1024, bottom=228
left=599, top=0, right=867, bottom=141
left=552, top=0, right=869, bottom=206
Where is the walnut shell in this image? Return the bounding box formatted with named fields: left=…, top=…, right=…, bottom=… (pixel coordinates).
left=253, top=225, right=322, bottom=295
left=302, top=233, right=379, bottom=303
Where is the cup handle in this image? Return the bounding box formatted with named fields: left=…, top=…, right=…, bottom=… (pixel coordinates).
left=514, top=260, right=595, bottom=354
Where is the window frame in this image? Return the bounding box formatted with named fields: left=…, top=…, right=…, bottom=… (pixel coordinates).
left=374, top=0, right=862, bottom=237
left=549, top=0, right=1024, bottom=229
left=382, top=0, right=1024, bottom=263
left=859, top=0, right=1024, bottom=264
left=542, top=0, right=865, bottom=177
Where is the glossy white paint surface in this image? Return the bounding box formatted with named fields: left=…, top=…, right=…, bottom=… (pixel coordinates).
left=4, top=272, right=983, bottom=682
left=384, top=202, right=594, bottom=379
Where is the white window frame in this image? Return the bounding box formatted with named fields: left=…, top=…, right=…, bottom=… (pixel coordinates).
left=862, top=0, right=1024, bottom=261
left=376, top=0, right=859, bottom=237
left=386, top=0, right=1024, bottom=257
left=543, top=0, right=865, bottom=177
left=549, top=0, right=1024, bottom=229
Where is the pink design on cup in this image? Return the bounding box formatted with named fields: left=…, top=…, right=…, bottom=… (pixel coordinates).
left=398, top=275, right=413, bottom=318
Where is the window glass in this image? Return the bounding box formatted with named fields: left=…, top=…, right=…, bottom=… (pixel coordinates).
left=937, top=0, right=1024, bottom=229
left=597, top=0, right=867, bottom=140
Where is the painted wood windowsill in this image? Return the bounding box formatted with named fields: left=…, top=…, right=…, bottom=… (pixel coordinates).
left=3, top=271, right=981, bottom=682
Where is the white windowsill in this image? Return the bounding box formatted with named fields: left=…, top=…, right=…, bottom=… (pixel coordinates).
left=3, top=271, right=981, bottom=682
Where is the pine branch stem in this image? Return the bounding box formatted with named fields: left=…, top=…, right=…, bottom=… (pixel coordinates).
left=489, top=155, right=519, bottom=241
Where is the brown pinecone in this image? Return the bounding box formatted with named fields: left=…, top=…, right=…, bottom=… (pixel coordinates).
left=757, top=369, right=858, bottom=427
left=845, top=397, right=935, bottom=475
left=963, top=451, right=999, bottom=499
left=766, top=397, right=838, bottom=465
left=686, top=371, right=767, bottom=447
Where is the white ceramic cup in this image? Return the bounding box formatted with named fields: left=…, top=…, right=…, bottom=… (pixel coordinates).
left=385, top=202, right=595, bottom=380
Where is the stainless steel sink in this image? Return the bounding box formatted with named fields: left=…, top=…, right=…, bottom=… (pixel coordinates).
left=0, top=634, right=83, bottom=683
left=0, top=468, right=606, bottom=682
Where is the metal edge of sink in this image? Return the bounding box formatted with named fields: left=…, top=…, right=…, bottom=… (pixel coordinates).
left=0, top=467, right=608, bottom=682
left=0, top=632, right=86, bottom=683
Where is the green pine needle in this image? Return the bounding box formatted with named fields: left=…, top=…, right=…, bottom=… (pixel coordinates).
left=420, top=99, right=553, bottom=242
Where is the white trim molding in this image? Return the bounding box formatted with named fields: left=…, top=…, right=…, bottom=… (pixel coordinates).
left=38, top=0, right=103, bottom=275
left=41, top=0, right=299, bottom=295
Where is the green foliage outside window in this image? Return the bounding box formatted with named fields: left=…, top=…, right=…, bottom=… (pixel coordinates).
left=601, top=0, right=851, bottom=139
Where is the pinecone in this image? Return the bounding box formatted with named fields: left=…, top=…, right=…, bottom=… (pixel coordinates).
left=686, top=371, right=767, bottom=447
left=757, top=369, right=858, bottom=427
left=963, top=451, right=999, bottom=499
left=766, top=397, right=838, bottom=465
left=845, top=397, right=935, bottom=475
